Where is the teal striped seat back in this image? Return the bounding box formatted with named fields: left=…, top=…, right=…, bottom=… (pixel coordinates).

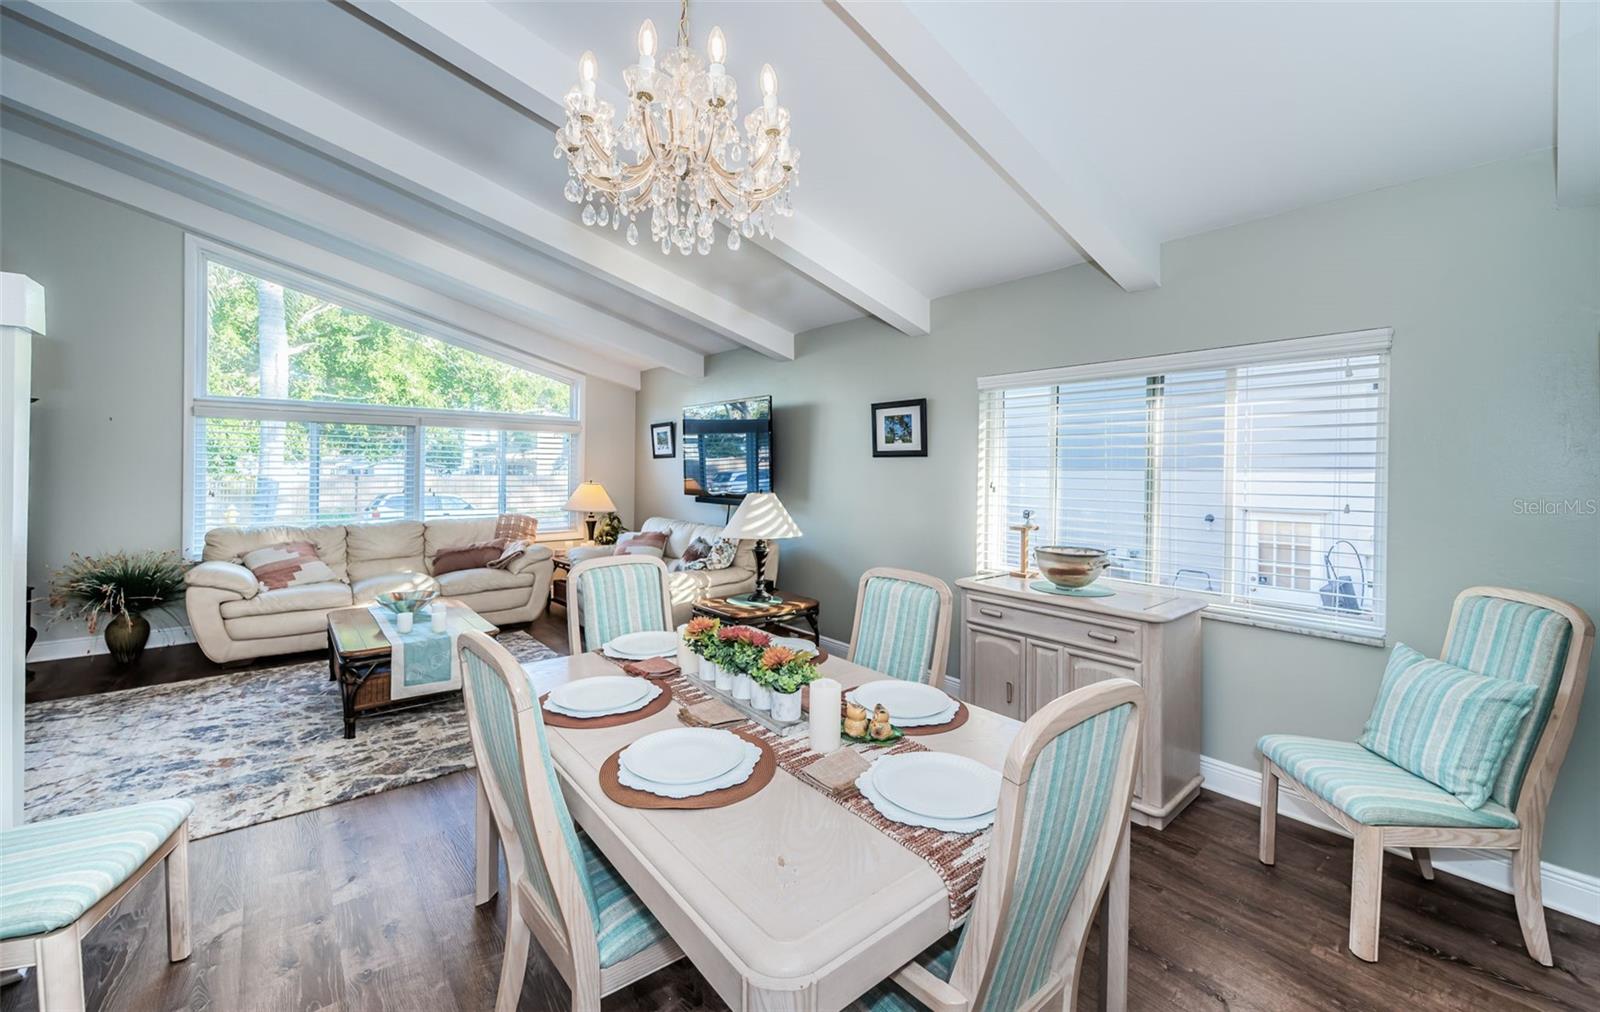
left=1442, top=595, right=1573, bottom=809
left=576, top=561, right=669, bottom=650
left=853, top=577, right=942, bottom=683
left=462, top=646, right=599, bottom=930
left=975, top=704, right=1134, bottom=1012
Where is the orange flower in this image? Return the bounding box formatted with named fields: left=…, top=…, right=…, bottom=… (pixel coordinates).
left=685, top=616, right=718, bottom=637
left=761, top=645, right=799, bottom=669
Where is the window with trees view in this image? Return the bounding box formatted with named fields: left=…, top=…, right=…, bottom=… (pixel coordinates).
left=185, top=241, right=581, bottom=554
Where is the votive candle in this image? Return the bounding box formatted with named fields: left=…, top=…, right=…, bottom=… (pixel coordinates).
left=809, top=677, right=842, bottom=754
left=429, top=602, right=447, bottom=634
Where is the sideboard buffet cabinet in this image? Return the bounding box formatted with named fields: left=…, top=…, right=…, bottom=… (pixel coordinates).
left=956, top=574, right=1205, bottom=829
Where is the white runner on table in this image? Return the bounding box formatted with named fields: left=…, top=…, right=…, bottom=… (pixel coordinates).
left=368, top=605, right=471, bottom=701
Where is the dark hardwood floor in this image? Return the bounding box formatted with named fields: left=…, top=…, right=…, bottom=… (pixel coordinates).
left=12, top=613, right=1599, bottom=1011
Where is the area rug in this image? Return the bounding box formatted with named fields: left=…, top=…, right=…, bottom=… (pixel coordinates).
left=23, top=632, right=560, bottom=838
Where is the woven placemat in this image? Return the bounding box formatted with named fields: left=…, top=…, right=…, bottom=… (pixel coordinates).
left=599, top=729, right=777, bottom=810
left=538, top=684, right=673, bottom=729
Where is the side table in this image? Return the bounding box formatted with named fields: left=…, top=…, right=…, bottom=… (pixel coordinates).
left=691, top=591, right=821, bottom=647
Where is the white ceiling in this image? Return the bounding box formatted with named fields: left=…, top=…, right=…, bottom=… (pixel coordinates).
left=0, top=0, right=1576, bottom=384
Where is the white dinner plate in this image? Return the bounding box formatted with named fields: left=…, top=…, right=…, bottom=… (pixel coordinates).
left=603, top=630, right=680, bottom=659
left=848, top=681, right=952, bottom=720
left=856, top=766, right=996, bottom=833
left=770, top=635, right=820, bottom=656
left=619, top=728, right=747, bottom=785
left=547, top=675, right=651, bottom=714
left=870, top=753, right=1002, bottom=821
left=617, top=739, right=762, bottom=798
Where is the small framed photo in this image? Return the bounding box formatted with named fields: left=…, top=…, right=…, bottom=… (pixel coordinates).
left=871, top=398, right=927, bottom=457
left=650, top=421, right=676, bottom=459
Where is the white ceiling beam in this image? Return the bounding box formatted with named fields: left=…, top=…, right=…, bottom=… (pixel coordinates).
left=1556, top=0, right=1600, bottom=207
left=0, top=129, right=645, bottom=390
left=358, top=0, right=933, bottom=336
left=12, top=0, right=794, bottom=359
left=0, top=57, right=703, bottom=378
left=830, top=0, right=1162, bottom=292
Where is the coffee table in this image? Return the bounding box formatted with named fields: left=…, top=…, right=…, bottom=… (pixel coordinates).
left=326, top=604, right=498, bottom=739
left=692, top=590, right=821, bottom=646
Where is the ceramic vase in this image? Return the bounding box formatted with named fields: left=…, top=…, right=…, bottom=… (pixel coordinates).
left=103, top=613, right=150, bottom=665
left=771, top=689, right=803, bottom=723
left=748, top=682, right=772, bottom=711
left=713, top=662, right=734, bottom=691
left=731, top=672, right=753, bottom=701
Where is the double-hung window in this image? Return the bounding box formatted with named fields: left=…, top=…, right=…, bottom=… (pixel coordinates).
left=184, top=239, right=582, bottom=556
left=977, top=330, right=1391, bottom=642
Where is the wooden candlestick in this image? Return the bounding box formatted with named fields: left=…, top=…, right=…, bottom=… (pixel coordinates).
left=1009, top=510, right=1039, bottom=579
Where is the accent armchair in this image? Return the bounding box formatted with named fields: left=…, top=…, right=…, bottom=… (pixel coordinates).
left=1257, top=586, right=1594, bottom=964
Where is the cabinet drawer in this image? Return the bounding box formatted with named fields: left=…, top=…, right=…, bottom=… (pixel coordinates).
left=965, top=594, right=1142, bottom=661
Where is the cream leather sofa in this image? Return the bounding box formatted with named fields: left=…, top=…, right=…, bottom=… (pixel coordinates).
left=566, top=516, right=778, bottom=625
left=184, top=518, right=554, bottom=663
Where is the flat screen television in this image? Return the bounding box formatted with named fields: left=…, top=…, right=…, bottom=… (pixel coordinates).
left=682, top=396, right=773, bottom=505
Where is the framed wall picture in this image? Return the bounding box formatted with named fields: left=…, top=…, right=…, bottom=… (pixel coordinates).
left=871, top=398, right=928, bottom=457
left=650, top=421, right=677, bottom=459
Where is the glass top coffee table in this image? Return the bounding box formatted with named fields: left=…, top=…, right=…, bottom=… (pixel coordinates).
left=326, top=604, right=498, bottom=739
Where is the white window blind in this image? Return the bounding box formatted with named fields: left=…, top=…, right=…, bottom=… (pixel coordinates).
left=978, top=330, right=1390, bottom=641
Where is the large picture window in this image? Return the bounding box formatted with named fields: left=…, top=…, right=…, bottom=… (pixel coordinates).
left=185, top=240, right=581, bottom=555
left=977, top=330, right=1390, bottom=642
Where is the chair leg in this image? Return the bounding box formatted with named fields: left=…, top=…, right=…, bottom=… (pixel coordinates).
left=476, top=776, right=500, bottom=906
left=1412, top=846, right=1435, bottom=882
left=1098, top=827, right=1130, bottom=1012
left=35, top=929, right=86, bottom=1012
left=1348, top=827, right=1384, bottom=961
left=1258, top=755, right=1278, bottom=866
left=495, top=908, right=532, bottom=1012
left=1512, top=832, right=1553, bottom=966
left=167, top=821, right=193, bottom=961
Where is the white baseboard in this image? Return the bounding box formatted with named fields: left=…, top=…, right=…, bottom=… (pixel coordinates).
left=1199, top=754, right=1600, bottom=924
left=820, top=635, right=849, bottom=659
left=27, top=624, right=196, bottom=663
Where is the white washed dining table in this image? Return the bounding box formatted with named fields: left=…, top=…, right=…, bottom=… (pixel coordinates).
left=473, top=651, right=1022, bottom=1012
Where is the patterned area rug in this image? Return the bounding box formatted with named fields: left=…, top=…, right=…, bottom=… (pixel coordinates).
left=24, top=632, right=560, bottom=838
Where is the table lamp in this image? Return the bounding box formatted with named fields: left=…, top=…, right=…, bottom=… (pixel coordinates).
left=565, top=480, right=616, bottom=543
left=720, top=492, right=802, bottom=604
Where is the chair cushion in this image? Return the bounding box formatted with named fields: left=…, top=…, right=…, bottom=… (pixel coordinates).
left=1357, top=644, right=1537, bottom=809
left=580, top=833, right=671, bottom=968
left=851, top=929, right=964, bottom=1011
left=219, top=581, right=353, bottom=619
left=1258, top=735, right=1519, bottom=829
left=1, top=799, right=193, bottom=939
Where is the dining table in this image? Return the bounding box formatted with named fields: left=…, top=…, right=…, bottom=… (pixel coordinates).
left=475, top=650, right=1024, bottom=1012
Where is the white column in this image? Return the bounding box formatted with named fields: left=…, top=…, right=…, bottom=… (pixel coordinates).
left=0, top=273, right=43, bottom=830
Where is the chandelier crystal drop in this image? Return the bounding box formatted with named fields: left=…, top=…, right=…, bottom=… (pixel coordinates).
left=557, top=0, right=798, bottom=257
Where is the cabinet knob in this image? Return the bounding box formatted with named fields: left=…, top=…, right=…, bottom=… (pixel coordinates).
left=1086, top=629, right=1119, bottom=644
left=979, top=607, right=1004, bottom=619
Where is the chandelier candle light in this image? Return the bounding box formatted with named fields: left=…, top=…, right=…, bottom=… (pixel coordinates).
left=558, top=0, right=799, bottom=257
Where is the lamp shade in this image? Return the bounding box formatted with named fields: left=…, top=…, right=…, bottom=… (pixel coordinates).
left=721, top=492, right=802, bottom=541
left=565, top=480, right=616, bottom=514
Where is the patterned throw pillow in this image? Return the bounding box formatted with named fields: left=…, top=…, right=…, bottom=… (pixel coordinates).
left=432, top=540, right=506, bottom=576
left=1358, top=643, right=1538, bottom=809
left=681, top=537, right=713, bottom=564
left=241, top=541, right=339, bottom=591
left=494, top=513, right=538, bottom=542
left=682, top=537, right=737, bottom=571
left=612, top=531, right=669, bottom=558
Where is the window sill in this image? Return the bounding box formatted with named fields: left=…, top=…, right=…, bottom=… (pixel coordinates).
left=1198, top=607, right=1387, bottom=648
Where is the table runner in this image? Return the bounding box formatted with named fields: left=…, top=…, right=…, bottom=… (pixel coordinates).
left=656, top=672, right=991, bottom=925
left=368, top=605, right=464, bottom=700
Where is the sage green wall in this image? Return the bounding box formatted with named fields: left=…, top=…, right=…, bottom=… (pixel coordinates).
left=635, top=151, right=1600, bottom=875
left=0, top=163, right=637, bottom=644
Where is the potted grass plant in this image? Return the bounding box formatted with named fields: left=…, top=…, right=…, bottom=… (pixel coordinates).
left=755, top=645, right=820, bottom=722
left=51, top=550, right=189, bottom=665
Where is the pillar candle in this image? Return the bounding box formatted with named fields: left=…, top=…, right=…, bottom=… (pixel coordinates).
left=676, top=625, right=699, bottom=675
left=808, top=678, right=842, bottom=754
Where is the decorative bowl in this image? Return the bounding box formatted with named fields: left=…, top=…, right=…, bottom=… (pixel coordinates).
left=1035, top=546, right=1112, bottom=589
left=378, top=589, right=439, bottom=614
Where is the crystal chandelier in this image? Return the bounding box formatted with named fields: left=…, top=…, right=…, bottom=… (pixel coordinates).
left=557, top=0, right=798, bottom=257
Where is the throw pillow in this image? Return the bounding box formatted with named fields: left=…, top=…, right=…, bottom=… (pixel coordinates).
left=682, top=537, right=738, bottom=571
left=681, top=537, right=713, bottom=564
left=612, top=531, right=669, bottom=558
left=433, top=539, right=506, bottom=576
left=494, top=513, right=539, bottom=542
left=242, top=541, right=339, bottom=591
left=1358, top=643, right=1538, bottom=809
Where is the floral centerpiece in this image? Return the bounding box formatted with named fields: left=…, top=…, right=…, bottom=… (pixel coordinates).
left=681, top=615, right=721, bottom=680
left=753, top=645, right=820, bottom=721
left=716, top=625, right=771, bottom=702
left=51, top=550, right=189, bottom=665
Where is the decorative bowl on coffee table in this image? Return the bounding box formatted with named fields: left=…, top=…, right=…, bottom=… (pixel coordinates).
left=1035, top=546, right=1112, bottom=589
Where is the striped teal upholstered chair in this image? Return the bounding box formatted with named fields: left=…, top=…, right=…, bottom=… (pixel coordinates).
left=1, top=799, right=193, bottom=1010
left=459, top=631, right=682, bottom=1011
left=565, top=555, right=673, bottom=654
left=1258, top=587, right=1593, bottom=965
left=851, top=678, right=1145, bottom=1012
left=847, top=568, right=954, bottom=688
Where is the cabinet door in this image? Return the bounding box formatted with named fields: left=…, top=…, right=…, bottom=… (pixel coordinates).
left=1068, top=653, right=1144, bottom=797
left=1025, top=640, right=1069, bottom=717
left=964, top=626, right=1024, bottom=720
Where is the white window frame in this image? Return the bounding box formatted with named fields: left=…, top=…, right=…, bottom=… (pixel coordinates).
left=977, top=328, right=1392, bottom=646
left=182, top=236, right=585, bottom=556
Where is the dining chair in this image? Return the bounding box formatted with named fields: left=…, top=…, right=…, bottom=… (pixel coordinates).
left=847, top=567, right=954, bottom=688
left=853, top=677, right=1145, bottom=1012
left=1258, top=586, right=1594, bottom=964
left=566, top=554, right=674, bottom=654
left=1, top=799, right=193, bottom=1011
left=458, top=630, right=683, bottom=1012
